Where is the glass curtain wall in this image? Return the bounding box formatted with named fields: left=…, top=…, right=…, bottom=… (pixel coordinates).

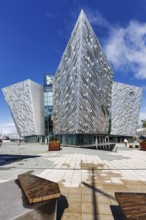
left=44, top=75, right=53, bottom=139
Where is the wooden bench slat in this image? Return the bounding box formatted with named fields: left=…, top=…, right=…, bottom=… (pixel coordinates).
left=18, top=173, right=60, bottom=204
left=115, top=192, right=146, bottom=219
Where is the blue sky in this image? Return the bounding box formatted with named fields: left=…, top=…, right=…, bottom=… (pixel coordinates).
left=1, top=0, right=146, bottom=134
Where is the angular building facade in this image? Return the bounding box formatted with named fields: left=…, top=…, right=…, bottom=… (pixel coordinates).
left=111, top=82, right=143, bottom=136
left=53, top=10, right=113, bottom=144
left=2, top=79, right=44, bottom=141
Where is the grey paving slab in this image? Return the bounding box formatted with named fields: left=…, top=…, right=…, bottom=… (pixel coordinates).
left=0, top=142, right=146, bottom=219
left=0, top=180, right=57, bottom=220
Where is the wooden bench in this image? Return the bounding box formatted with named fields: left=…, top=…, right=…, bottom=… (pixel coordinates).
left=0, top=173, right=61, bottom=220
left=115, top=192, right=146, bottom=219
left=18, top=173, right=60, bottom=203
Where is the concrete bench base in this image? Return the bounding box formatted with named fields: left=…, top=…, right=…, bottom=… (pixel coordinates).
left=0, top=180, right=57, bottom=220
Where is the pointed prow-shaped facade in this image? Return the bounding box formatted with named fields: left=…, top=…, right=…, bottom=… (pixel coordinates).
left=53, top=10, right=113, bottom=145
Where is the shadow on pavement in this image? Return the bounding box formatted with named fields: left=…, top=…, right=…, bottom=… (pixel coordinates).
left=82, top=168, right=116, bottom=220
left=110, top=205, right=126, bottom=220
left=57, top=195, right=69, bottom=220
left=0, top=154, right=40, bottom=166
left=15, top=178, right=68, bottom=220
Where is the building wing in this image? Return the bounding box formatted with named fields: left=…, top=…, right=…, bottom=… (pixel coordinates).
left=111, top=82, right=143, bottom=136
left=2, top=79, right=44, bottom=137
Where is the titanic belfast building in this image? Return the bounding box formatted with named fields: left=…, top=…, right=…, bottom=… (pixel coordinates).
left=53, top=10, right=113, bottom=145
left=2, top=10, right=142, bottom=144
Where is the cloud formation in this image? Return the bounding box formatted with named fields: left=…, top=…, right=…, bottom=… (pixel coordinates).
left=139, top=108, right=146, bottom=123
left=85, top=8, right=146, bottom=80
left=85, top=7, right=111, bottom=29
left=104, top=21, right=146, bottom=79
left=0, top=123, right=18, bottom=136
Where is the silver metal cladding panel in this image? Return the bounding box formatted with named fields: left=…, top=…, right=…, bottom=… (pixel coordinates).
left=29, top=80, right=44, bottom=135
left=111, top=82, right=143, bottom=136
left=2, top=80, right=44, bottom=137
left=53, top=10, right=113, bottom=135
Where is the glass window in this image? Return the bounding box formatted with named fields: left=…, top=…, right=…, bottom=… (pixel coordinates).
left=44, top=106, right=53, bottom=117
left=44, top=85, right=52, bottom=92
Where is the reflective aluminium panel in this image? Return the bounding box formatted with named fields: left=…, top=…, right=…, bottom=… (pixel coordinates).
left=111, top=82, right=143, bottom=136
left=53, top=10, right=113, bottom=135
left=2, top=79, right=44, bottom=137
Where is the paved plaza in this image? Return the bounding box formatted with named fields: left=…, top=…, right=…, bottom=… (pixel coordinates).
left=0, top=142, right=146, bottom=219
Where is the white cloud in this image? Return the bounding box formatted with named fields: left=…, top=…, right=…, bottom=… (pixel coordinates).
left=85, top=7, right=111, bottom=29
left=104, top=20, right=146, bottom=79
left=0, top=123, right=18, bottom=135
left=45, top=12, right=57, bottom=19
left=139, top=109, right=146, bottom=124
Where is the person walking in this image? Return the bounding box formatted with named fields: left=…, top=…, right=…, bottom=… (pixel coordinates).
left=17, top=140, right=21, bottom=147
left=0, top=139, right=2, bottom=147
left=124, top=138, right=128, bottom=147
